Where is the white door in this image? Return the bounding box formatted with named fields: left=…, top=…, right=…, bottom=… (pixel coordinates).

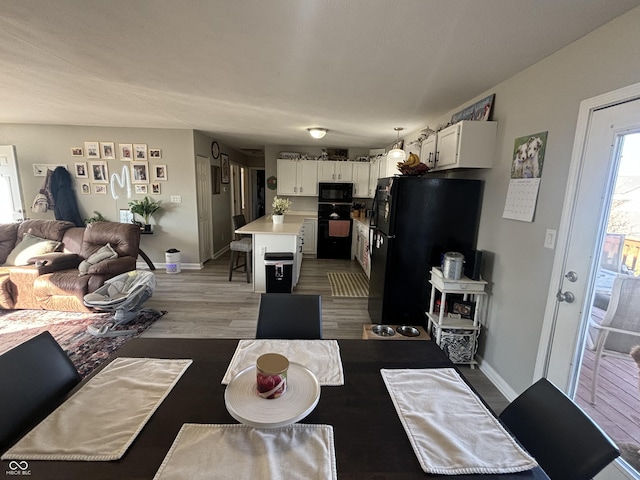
left=537, top=86, right=640, bottom=479
left=0, top=146, right=24, bottom=223
left=195, top=155, right=212, bottom=263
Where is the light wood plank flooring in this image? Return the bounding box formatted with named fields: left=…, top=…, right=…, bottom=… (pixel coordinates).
left=142, top=253, right=509, bottom=413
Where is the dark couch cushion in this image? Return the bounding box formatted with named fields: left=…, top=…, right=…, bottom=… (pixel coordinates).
left=0, top=223, right=19, bottom=264
left=17, top=219, right=75, bottom=243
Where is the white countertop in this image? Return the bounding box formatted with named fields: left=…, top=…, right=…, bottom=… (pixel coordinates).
left=236, top=214, right=314, bottom=235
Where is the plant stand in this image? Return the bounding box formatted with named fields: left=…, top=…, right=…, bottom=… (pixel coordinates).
left=425, top=267, right=487, bottom=368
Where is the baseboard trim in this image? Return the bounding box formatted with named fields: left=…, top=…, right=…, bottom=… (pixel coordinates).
left=476, top=354, right=519, bottom=401
left=136, top=262, right=203, bottom=271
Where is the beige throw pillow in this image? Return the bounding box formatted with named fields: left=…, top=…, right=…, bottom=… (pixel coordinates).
left=78, top=243, right=118, bottom=275
left=4, top=233, right=61, bottom=266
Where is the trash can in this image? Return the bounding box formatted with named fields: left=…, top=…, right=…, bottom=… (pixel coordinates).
left=165, top=248, right=181, bottom=274
left=264, top=252, right=294, bottom=293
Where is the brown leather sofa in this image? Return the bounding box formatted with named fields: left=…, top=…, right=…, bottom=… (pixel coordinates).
left=0, top=219, right=141, bottom=312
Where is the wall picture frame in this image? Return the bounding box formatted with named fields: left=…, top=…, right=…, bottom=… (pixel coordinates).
left=74, top=162, right=88, bottom=179
left=133, top=144, right=148, bottom=161
left=131, top=162, right=149, bottom=183
left=221, top=153, right=230, bottom=184
left=80, top=182, right=90, bottom=195
left=135, top=184, right=148, bottom=194
left=149, top=148, right=161, bottom=159
left=71, top=147, right=83, bottom=157
left=211, top=165, right=220, bottom=194
left=90, top=161, right=109, bottom=183
left=119, top=209, right=134, bottom=224
left=151, top=182, right=161, bottom=194
left=93, top=184, right=108, bottom=195
left=100, top=142, right=115, bottom=159
left=85, top=141, right=100, bottom=159
left=119, top=143, right=133, bottom=161
left=153, top=164, right=167, bottom=181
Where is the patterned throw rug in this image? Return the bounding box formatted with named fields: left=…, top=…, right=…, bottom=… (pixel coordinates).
left=327, top=272, right=369, bottom=297
left=0, top=309, right=165, bottom=378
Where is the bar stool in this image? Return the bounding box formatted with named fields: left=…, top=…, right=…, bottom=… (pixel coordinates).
left=229, top=214, right=252, bottom=283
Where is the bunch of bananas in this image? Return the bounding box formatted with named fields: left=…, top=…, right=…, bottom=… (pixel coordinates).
left=397, top=153, right=429, bottom=176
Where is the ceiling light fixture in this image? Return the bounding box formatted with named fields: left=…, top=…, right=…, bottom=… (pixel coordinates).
left=308, top=128, right=328, bottom=139
left=387, top=127, right=406, bottom=162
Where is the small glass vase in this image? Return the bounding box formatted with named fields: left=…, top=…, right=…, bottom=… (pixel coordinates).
left=272, top=214, right=284, bottom=224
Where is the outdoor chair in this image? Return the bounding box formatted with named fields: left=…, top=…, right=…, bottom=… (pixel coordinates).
left=255, top=293, right=322, bottom=339
left=0, top=331, right=81, bottom=451
left=229, top=214, right=252, bottom=283
left=499, top=377, right=619, bottom=480
left=587, top=274, right=640, bottom=404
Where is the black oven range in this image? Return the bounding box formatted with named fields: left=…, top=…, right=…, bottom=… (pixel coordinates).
left=317, top=183, right=353, bottom=259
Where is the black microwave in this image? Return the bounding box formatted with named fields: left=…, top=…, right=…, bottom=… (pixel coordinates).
left=318, top=182, right=353, bottom=203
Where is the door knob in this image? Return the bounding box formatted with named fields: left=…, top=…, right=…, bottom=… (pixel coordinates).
left=556, top=290, right=575, bottom=303
left=565, top=271, right=578, bottom=282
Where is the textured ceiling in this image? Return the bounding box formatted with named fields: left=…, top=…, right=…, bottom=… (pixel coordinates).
left=1, top=0, right=639, bottom=151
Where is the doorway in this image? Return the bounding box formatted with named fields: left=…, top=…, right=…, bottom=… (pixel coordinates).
left=0, top=146, right=24, bottom=223
left=538, top=86, right=640, bottom=478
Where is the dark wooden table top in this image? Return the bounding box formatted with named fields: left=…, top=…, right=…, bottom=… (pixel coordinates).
left=2, top=339, right=549, bottom=479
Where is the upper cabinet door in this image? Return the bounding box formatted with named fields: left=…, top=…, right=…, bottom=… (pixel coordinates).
left=317, top=161, right=335, bottom=181
left=432, top=121, right=497, bottom=171
left=420, top=134, right=437, bottom=169
left=277, top=159, right=299, bottom=195
left=352, top=162, right=370, bottom=198
left=297, top=160, right=318, bottom=196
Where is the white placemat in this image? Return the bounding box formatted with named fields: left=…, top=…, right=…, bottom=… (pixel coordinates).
left=222, top=339, right=344, bottom=386
left=381, top=368, right=538, bottom=475
left=2, top=357, right=192, bottom=461
left=153, top=423, right=337, bottom=480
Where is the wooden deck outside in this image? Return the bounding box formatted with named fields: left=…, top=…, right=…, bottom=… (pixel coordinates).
left=576, top=345, right=640, bottom=468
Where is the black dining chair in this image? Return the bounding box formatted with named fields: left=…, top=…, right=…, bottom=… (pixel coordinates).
left=255, top=293, right=323, bottom=339
left=0, top=331, right=81, bottom=451
left=498, top=377, right=619, bottom=480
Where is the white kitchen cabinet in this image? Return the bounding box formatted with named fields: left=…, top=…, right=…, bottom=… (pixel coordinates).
left=426, top=267, right=487, bottom=367
left=317, top=161, right=353, bottom=182
left=302, top=218, right=317, bottom=255
left=354, top=221, right=371, bottom=277
left=277, top=159, right=318, bottom=196
left=420, top=134, right=437, bottom=169
left=368, top=158, right=381, bottom=196
left=352, top=162, right=371, bottom=198
left=431, top=121, right=497, bottom=171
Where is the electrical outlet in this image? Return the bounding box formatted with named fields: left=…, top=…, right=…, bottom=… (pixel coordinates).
left=171, top=195, right=182, bottom=203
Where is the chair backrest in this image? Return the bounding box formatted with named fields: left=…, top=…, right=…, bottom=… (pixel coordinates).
left=0, top=331, right=81, bottom=451
left=601, top=274, right=640, bottom=353
left=233, top=215, right=248, bottom=240
left=256, top=293, right=323, bottom=339
left=499, top=378, right=619, bottom=480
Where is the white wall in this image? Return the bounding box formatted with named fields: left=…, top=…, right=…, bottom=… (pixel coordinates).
left=408, top=6, right=640, bottom=395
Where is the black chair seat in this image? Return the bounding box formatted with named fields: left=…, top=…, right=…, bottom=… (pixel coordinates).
left=255, top=293, right=322, bottom=339
left=499, top=378, right=619, bottom=480
left=0, top=331, right=81, bottom=451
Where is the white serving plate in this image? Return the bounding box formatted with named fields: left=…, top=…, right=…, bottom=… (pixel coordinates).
left=224, top=362, right=320, bottom=428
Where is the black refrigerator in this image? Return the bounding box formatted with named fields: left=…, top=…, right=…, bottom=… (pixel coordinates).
left=367, top=176, right=483, bottom=325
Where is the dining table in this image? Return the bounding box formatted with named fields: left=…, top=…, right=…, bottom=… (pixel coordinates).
left=1, top=338, right=550, bottom=479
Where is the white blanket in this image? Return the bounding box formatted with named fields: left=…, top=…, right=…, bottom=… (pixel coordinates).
left=153, top=424, right=337, bottom=480
left=2, top=357, right=192, bottom=461
left=222, top=339, right=344, bottom=386
left=381, top=368, right=538, bottom=475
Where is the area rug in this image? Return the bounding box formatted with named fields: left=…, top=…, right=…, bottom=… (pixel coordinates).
left=327, top=272, right=369, bottom=297
left=0, top=309, right=165, bottom=378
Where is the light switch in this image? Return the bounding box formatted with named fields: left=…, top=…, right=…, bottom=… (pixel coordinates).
left=544, top=229, right=556, bottom=249
left=171, top=195, right=182, bottom=203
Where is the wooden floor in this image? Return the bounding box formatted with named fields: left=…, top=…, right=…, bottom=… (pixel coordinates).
left=576, top=347, right=640, bottom=455
left=142, top=253, right=510, bottom=414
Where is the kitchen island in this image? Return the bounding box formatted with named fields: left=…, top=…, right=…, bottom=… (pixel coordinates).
left=235, top=214, right=315, bottom=292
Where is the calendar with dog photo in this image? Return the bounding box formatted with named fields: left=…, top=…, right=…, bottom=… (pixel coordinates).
left=511, top=131, right=548, bottom=179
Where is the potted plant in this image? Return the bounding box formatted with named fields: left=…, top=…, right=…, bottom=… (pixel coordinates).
left=271, top=196, right=291, bottom=224
left=128, top=196, right=161, bottom=232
